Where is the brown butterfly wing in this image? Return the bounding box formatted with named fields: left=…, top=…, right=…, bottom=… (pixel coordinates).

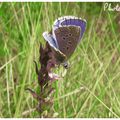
left=54, top=26, right=81, bottom=59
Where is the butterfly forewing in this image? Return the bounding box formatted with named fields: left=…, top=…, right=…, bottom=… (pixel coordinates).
left=60, top=18, right=86, bottom=40
left=54, top=26, right=81, bottom=59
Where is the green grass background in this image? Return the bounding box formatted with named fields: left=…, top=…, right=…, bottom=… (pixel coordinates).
left=0, top=2, right=120, bottom=118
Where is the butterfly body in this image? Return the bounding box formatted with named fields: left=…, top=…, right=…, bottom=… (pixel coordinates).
left=43, top=16, right=86, bottom=67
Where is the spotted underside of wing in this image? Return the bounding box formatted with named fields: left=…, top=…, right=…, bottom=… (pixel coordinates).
left=53, top=16, right=86, bottom=41
left=61, top=18, right=86, bottom=40
left=54, top=26, right=81, bottom=59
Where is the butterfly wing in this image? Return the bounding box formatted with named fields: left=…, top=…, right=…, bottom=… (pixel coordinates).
left=42, top=31, right=58, bottom=48
left=54, top=26, right=81, bottom=59
left=60, top=18, right=86, bottom=40
left=53, top=16, right=86, bottom=40
left=42, top=32, right=67, bottom=63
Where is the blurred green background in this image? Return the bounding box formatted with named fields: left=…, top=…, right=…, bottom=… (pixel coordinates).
left=0, top=2, right=120, bottom=118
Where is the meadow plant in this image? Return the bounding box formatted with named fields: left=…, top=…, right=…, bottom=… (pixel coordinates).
left=26, top=42, right=60, bottom=117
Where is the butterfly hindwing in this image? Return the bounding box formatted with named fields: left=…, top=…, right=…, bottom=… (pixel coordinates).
left=43, top=32, right=67, bottom=63
left=42, top=32, right=58, bottom=48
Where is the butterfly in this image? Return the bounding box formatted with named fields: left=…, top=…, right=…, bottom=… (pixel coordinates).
left=43, top=16, right=86, bottom=68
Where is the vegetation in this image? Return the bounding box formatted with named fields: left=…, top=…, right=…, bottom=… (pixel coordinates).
left=0, top=2, right=120, bottom=118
